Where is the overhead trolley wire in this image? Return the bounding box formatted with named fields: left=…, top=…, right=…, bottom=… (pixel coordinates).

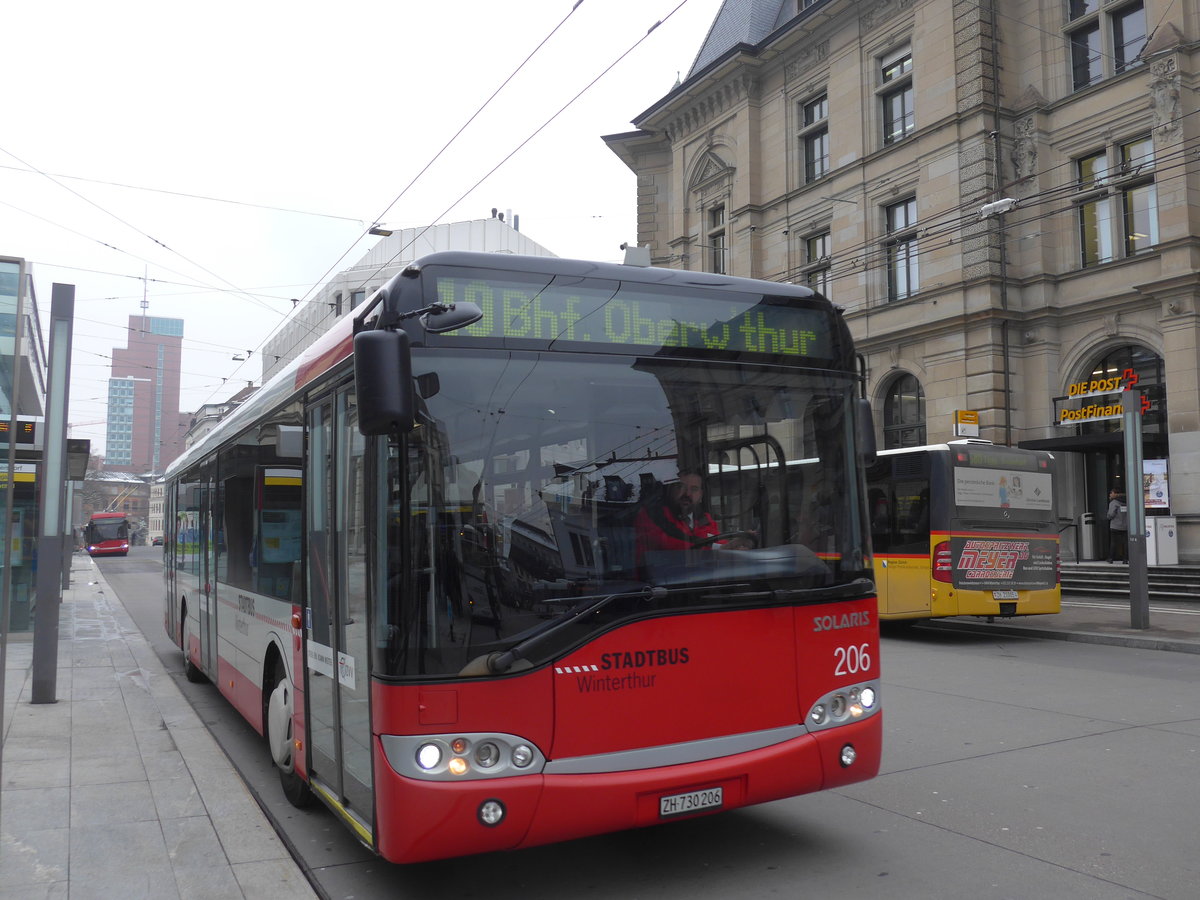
left=0, top=144, right=281, bottom=318
left=241, top=0, right=697, bottom=405
left=198, top=0, right=599, bottom=407
left=344, top=0, right=695, bottom=297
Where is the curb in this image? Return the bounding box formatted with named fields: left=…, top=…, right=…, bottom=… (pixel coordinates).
left=916, top=618, right=1200, bottom=655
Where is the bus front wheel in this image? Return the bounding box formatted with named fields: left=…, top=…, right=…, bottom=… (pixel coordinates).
left=267, top=663, right=314, bottom=809
left=181, top=602, right=206, bottom=683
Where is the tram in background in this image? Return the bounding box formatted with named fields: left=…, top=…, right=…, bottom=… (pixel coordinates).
left=163, top=251, right=882, bottom=863
left=83, top=510, right=130, bottom=557
left=867, top=440, right=1061, bottom=622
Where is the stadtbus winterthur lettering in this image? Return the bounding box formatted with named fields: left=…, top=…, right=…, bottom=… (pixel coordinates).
left=435, top=275, right=827, bottom=357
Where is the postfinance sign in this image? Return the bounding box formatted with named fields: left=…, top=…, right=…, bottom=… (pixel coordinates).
left=1056, top=368, right=1147, bottom=425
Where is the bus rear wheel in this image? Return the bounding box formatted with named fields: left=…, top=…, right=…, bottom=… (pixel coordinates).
left=267, top=663, right=314, bottom=809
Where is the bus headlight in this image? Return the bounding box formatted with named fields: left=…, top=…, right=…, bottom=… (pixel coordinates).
left=384, top=733, right=546, bottom=781
left=416, top=742, right=442, bottom=771
left=840, top=744, right=858, bottom=767
left=475, top=741, right=500, bottom=768
left=805, top=682, right=880, bottom=732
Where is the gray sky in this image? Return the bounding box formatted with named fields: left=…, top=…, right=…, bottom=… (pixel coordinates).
left=0, top=0, right=722, bottom=457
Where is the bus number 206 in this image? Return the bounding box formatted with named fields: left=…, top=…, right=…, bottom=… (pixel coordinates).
left=834, top=644, right=871, bottom=676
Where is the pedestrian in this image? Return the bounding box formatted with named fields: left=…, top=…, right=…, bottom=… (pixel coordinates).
left=1106, top=488, right=1128, bottom=563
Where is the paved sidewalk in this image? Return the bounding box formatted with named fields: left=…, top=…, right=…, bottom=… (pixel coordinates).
left=1, top=555, right=316, bottom=900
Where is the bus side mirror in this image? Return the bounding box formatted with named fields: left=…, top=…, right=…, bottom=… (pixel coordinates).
left=857, top=398, right=876, bottom=464
left=355, top=329, right=414, bottom=435
left=421, top=301, right=483, bottom=334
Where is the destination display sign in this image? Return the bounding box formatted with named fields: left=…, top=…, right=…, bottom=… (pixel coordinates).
left=0, top=419, right=38, bottom=446
left=958, top=445, right=1049, bottom=473
left=429, top=269, right=839, bottom=360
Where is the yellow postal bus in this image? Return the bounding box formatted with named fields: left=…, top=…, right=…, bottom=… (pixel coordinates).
left=866, top=440, right=1060, bottom=622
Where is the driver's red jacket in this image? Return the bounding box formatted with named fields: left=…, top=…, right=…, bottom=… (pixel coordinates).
left=634, top=504, right=722, bottom=573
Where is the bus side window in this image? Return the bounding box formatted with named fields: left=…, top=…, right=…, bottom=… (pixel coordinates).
left=220, top=475, right=255, bottom=590
left=868, top=487, right=891, bottom=552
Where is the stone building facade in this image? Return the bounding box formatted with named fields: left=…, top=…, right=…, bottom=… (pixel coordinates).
left=605, top=0, right=1200, bottom=562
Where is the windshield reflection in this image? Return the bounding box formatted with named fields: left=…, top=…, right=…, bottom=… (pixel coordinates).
left=379, top=351, right=870, bottom=678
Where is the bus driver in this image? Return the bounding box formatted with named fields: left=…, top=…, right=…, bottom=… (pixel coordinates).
left=634, top=469, right=755, bottom=573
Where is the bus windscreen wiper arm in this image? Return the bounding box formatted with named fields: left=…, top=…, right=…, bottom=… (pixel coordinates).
left=703, top=578, right=875, bottom=604
left=771, top=578, right=876, bottom=602
left=486, top=585, right=668, bottom=675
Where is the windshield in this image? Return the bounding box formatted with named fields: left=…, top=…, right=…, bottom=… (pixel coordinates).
left=88, top=520, right=128, bottom=542
left=378, top=350, right=871, bottom=678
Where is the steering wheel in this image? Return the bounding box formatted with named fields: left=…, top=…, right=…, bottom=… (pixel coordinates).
left=693, top=531, right=759, bottom=549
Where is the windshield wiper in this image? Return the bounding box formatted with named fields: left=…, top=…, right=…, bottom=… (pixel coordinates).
left=770, top=578, right=876, bottom=602
left=485, top=585, right=668, bottom=675
left=696, top=578, right=875, bottom=604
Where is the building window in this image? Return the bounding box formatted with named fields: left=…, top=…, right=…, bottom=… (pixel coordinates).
left=1076, top=135, right=1157, bottom=267
left=880, top=47, right=914, bottom=145
left=1113, top=4, right=1147, bottom=71
left=884, top=198, right=919, bottom=301
left=1070, top=21, right=1102, bottom=88
left=708, top=205, right=727, bottom=274
left=1121, top=136, right=1158, bottom=254
left=804, top=232, right=832, bottom=299
left=800, top=94, right=829, bottom=183
left=1077, top=150, right=1114, bottom=265
left=883, top=374, right=926, bottom=449
left=1068, top=1, right=1146, bottom=90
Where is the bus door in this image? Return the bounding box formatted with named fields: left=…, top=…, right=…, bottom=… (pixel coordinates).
left=199, top=466, right=219, bottom=676
left=868, top=455, right=931, bottom=616
left=305, top=388, right=374, bottom=835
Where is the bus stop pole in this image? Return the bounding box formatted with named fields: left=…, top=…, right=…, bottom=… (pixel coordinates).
left=32, top=284, right=75, bottom=703
left=1122, top=390, right=1149, bottom=630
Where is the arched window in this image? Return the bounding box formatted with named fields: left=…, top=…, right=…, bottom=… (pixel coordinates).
left=883, top=373, right=926, bottom=449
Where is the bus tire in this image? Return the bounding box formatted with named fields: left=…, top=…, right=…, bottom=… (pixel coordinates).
left=266, top=659, right=314, bottom=809
left=182, top=602, right=206, bottom=683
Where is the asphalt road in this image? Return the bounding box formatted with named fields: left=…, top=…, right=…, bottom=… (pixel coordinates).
left=100, top=547, right=1200, bottom=900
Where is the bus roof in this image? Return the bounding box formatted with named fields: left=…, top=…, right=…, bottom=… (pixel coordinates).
left=396, top=250, right=823, bottom=300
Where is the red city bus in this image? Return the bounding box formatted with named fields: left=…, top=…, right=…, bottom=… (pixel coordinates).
left=163, top=251, right=881, bottom=863
left=84, top=511, right=130, bottom=557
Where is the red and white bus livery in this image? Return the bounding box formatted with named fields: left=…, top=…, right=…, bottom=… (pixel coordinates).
left=84, top=511, right=130, bottom=557
left=163, top=251, right=882, bottom=863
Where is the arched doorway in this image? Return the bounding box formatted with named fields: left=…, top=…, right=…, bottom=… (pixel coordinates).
left=1023, top=344, right=1168, bottom=560
left=1080, top=346, right=1168, bottom=557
